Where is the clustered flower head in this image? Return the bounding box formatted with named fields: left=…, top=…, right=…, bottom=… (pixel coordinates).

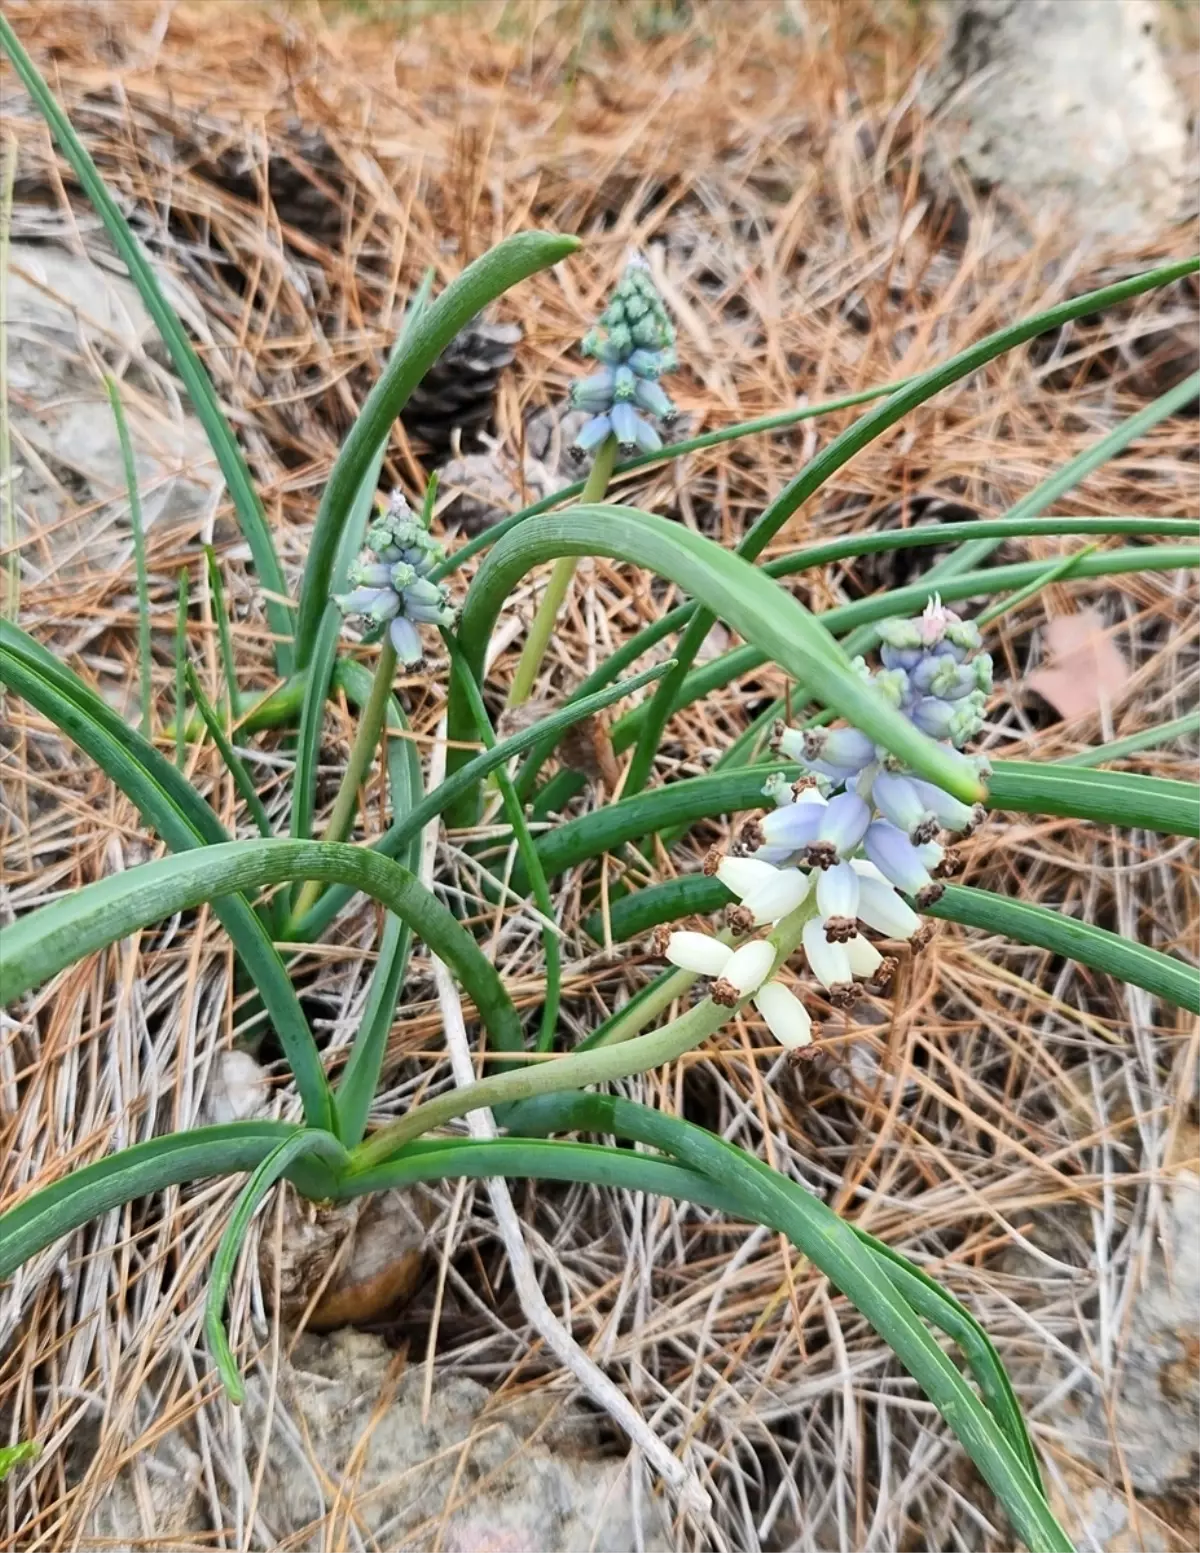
left=334, top=490, right=457, bottom=666
left=655, top=597, right=993, bottom=1058
left=570, top=255, right=678, bottom=458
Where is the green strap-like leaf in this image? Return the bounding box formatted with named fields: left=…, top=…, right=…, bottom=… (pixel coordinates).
left=0, top=14, right=296, bottom=674
left=608, top=545, right=1199, bottom=755
left=448, top=506, right=986, bottom=816
left=341, top=1129, right=1066, bottom=1551
left=294, top=233, right=579, bottom=666
left=205, top=1129, right=349, bottom=1403
left=502, top=1089, right=1044, bottom=1490
left=0, top=838, right=525, bottom=1053
left=0, top=1122, right=305, bottom=1281
left=0, top=626, right=334, bottom=1131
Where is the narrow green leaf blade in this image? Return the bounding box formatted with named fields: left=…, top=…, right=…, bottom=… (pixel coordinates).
left=0, top=838, right=525, bottom=1054
left=0, top=14, right=295, bottom=672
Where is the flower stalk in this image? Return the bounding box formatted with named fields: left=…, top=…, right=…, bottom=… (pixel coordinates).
left=349, top=892, right=817, bottom=1174
left=506, top=434, right=618, bottom=708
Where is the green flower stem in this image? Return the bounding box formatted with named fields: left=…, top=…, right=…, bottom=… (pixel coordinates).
left=292, top=638, right=397, bottom=921
left=349, top=896, right=816, bottom=1174
left=506, top=436, right=618, bottom=709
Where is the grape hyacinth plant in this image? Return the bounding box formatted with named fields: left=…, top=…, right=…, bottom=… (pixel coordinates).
left=3, top=20, right=1199, bottom=1549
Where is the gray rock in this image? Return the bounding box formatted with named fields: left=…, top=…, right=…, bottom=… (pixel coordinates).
left=243, top=1330, right=673, bottom=1552
left=5, top=242, right=219, bottom=581
left=925, top=0, right=1191, bottom=240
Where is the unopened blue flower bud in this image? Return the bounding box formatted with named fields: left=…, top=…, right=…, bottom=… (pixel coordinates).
left=390, top=615, right=422, bottom=665
left=612, top=364, right=637, bottom=402
left=349, top=561, right=393, bottom=589
left=574, top=413, right=613, bottom=454
left=863, top=821, right=939, bottom=899
left=389, top=562, right=418, bottom=592
left=877, top=617, right=924, bottom=652
left=365, top=591, right=401, bottom=625
left=571, top=369, right=615, bottom=413
left=906, top=777, right=985, bottom=837
left=874, top=667, right=910, bottom=705
left=871, top=770, right=939, bottom=844
left=946, top=619, right=982, bottom=655
left=336, top=585, right=388, bottom=616
left=628, top=348, right=665, bottom=378
left=910, top=697, right=958, bottom=739
left=633, top=377, right=676, bottom=420
left=927, top=657, right=978, bottom=701
left=611, top=401, right=641, bottom=449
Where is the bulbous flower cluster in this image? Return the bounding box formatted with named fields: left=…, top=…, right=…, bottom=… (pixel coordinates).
left=570, top=256, right=678, bottom=458
left=655, top=598, right=993, bottom=1056
left=334, top=491, right=457, bottom=666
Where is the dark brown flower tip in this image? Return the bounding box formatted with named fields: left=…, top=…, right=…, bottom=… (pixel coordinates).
left=737, top=817, right=766, bottom=853
left=701, top=846, right=724, bottom=877
left=649, top=924, right=672, bottom=957
left=910, top=923, right=937, bottom=953
left=826, top=981, right=860, bottom=1010
left=915, top=882, right=945, bottom=908
left=823, top=915, right=858, bottom=943
left=711, top=978, right=740, bottom=1007
left=868, top=955, right=899, bottom=993
left=933, top=848, right=963, bottom=879
left=804, top=841, right=838, bottom=870
left=724, top=903, right=756, bottom=937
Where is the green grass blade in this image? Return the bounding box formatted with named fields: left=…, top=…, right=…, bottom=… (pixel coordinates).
left=0, top=1122, right=304, bottom=1281
left=0, top=838, right=525, bottom=1055
left=0, top=15, right=296, bottom=672
left=443, top=631, right=561, bottom=1052
left=986, top=762, right=1198, bottom=835
left=174, top=568, right=189, bottom=769
left=290, top=659, right=670, bottom=944
left=623, top=287, right=1199, bottom=796
left=927, top=884, right=1200, bottom=1014
left=205, top=1130, right=348, bottom=1403
left=0, top=131, right=17, bottom=621
left=448, top=506, right=987, bottom=819
left=103, top=378, right=153, bottom=737
left=294, top=233, right=578, bottom=667
left=0, top=625, right=333, bottom=1130
left=203, top=547, right=240, bottom=727
left=1057, top=711, right=1200, bottom=768
left=335, top=913, right=411, bottom=1147
left=184, top=661, right=274, bottom=840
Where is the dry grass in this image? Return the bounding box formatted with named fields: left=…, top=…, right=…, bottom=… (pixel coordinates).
left=1, top=0, right=1198, bottom=1548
